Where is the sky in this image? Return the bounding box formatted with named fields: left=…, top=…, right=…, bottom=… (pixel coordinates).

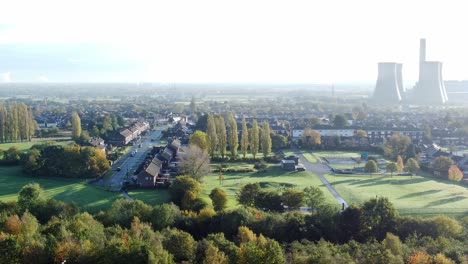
left=0, top=0, right=467, bottom=84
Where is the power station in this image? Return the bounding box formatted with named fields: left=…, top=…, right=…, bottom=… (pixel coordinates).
left=373, top=39, right=448, bottom=104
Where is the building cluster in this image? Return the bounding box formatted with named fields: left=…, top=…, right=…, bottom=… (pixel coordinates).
left=134, top=138, right=181, bottom=188
left=108, top=121, right=150, bottom=146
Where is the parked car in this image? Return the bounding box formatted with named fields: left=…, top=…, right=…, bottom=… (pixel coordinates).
left=116, top=167, right=121, bottom=171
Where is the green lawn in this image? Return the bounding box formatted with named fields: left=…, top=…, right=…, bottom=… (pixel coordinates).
left=0, top=137, right=74, bottom=151
left=201, top=165, right=338, bottom=208
left=324, top=174, right=468, bottom=216
left=127, top=189, right=170, bottom=206
left=0, top=166, right=120, bottom=213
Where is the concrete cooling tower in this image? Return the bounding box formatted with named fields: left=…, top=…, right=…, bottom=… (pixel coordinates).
left=413, top=38, right=448, bottom=104
left=373, top=62, right=402, bottom=103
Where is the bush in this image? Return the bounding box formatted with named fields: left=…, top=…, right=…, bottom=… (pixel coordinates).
left=254, top=161, right=268, bottom=171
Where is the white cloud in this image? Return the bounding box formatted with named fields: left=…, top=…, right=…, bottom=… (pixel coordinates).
left=1, top=72, right=11, bottom=82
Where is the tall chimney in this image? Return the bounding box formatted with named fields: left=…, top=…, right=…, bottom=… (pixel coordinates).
left=419, top=38, right=426, bottom=80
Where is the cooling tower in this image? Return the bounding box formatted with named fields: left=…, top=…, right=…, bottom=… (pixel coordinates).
left=413, top=38, right=448, bottom=104
left=415, top=61, right=447, bottom=104
left=396, top=63, right=405, bottom=96
left=373, top=62, right=402, bottom=103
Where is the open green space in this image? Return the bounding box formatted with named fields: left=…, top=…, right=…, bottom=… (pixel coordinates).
left=324, top=174, right=468, bottom=217
left=127, top=189, right=170, bottom=206
left=0, top=137, right=74, bottom=151
left=201, top=164, right=339, bottom=208
left=0, top=166, right=120, bottom=213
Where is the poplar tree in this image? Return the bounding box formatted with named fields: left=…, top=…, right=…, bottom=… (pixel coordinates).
left=250, top=120, right=259, bottom=159
left=0, top=104, right=7, bottom=142
left=241, top=116, right=249, bottom=158
left=261, top=121, right=272, bottom=158
left=215, top=115, right=227, bottom=158
left=206, top=114, right=218, bottom=157
left=228, top=113, right=238, bottom=157
left=71, top=111, right=82, bottom=141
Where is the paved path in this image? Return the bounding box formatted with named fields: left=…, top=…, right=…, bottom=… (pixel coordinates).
left=291, top=145, right=348, bottom=209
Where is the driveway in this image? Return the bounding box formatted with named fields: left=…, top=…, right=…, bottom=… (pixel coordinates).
left=104, top=129, right=162, bottom=192
left=291, top=145, right=348, bottom=209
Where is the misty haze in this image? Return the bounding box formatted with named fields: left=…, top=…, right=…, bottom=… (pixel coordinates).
left=0, top=1, right=467, bottom=264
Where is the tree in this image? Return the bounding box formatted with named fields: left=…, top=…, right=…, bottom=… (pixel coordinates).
left=333, top=114, right=348, bottom=127
left=210, top=188, right=228, bottom=211
left=250, top=120, right=260, bottom=159
left=261, top=121, right=272, bottom=158
left=22, top=148, right=42, bottom=176
left=179, top=145, right=211, bottom=182
left=301, top=128, right=321, bottom=147
left=396, top=155, right=404, bottom=172
left=215, top=116, right=227, bottom=158
left=447, top=165, right=463, bottom=182
left=71, top=111, right=82, bottom=141
left=255, top=190, right=283, bottom=212
left=359, top=197, right=399, bottom=241
left=162, top=228, right=197, bottom=263
left=271, top=134, right=287, bottom=150
left=382, top=233, right=403, bottom=259
left=3, top=146, right=21, bottom=164
left=237, top=183, right=260, bottom=207
left=281, top=189, right=304, bottom=210
left=355, top=129, right=368, bottom=139
left=386, top=162, right=398, bottom=176
left=303, top=186, right=325, bottom=209
left=406, top=251, right=431, bottom=264
left=227, top=113, right=238, bottom=157
left=431, top=156, right=454, bottom=176
left=17, top=183, right=46, bottom=213
left=383, top=133, right=411, bottom=160
left=169, top=176, right=202, bottom=209
left=206, top=114, right=218, bottom=157
left=189, top=130, right=209, bottom=151
left=203, top=242, right=229, bottom=264
left=365, top=160, right=378, bottom=173
left=240, top=117, right=249, bottom=158
left=404, top=158, right=420, bottom=176
left=406, top=143, right=417, bottom=159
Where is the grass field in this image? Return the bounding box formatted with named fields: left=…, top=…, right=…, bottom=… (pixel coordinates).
left=200, top=164, right=339, bottom=208
left=324, top=174, right=468, bottom=216
left=127, top=189, right=170, bottom=206
left=0, top=166, right=120, bottom=213
left=0, top=137, right=74, bottom=151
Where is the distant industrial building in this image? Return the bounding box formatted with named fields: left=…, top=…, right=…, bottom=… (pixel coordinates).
left=412, top=38, right=448, bottom=104
left=372, top=39, right=450, bottom=105
left=373, top=62, right=403, bottom=103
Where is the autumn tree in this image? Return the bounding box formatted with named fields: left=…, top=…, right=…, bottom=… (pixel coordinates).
left=209, top=188, right=228, bottom=211
left=237, top=182, right=260, bottom=207
left=261, top=121, right=272, bottom=158
left=301, top=128, right=321, bottom=147
left=215, top=115, right=227, bottom=158
left=227, top=113, right=238, bottom=157
left=240, top=116, right=249, bottom=158
left=179, top=145, right=211, bottom=181
left=71, top=111, right=82, bottom=141
left=396, top=155, right=404, bottom=172
left=206, top=114, right=218, bottom=157
left=203, top=242, right=229, bottom=264
left=249, top=120, right=259, bottom=159
left=448, top=165, right=463, bottom=182
left=189, top=130, right=209, bottom=151
left=169, top=176, right=202, bottom=210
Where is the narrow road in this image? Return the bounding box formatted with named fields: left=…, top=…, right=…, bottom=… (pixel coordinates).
left=291, top=145, right=348, bottom=209
left=105, top=129, right=162, bottom=192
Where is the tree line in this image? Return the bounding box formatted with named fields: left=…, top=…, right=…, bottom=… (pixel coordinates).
left=21, top=144, right=110, bottom=178
left=200, top=113, right=272, bottom=159
left=0, top=102, right=37, bottom=143
left=0, top=183, right=465, bottom=263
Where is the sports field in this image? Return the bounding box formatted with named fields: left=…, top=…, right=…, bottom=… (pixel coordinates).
left=0, top=137, right=74, bottom=151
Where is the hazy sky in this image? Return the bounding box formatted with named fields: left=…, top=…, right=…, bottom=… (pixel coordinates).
left=0, top=0, right=467, bottom=84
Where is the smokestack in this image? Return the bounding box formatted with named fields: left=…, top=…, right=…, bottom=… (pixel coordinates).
left=396, top=63, right=404, bottom=96
left=419, top=38, right=426, bottom=80
left=373, top=62, right=402, bottom=103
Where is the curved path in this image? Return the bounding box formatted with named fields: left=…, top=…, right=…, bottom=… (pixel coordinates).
left=291, top=145, right=348, bottom=209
